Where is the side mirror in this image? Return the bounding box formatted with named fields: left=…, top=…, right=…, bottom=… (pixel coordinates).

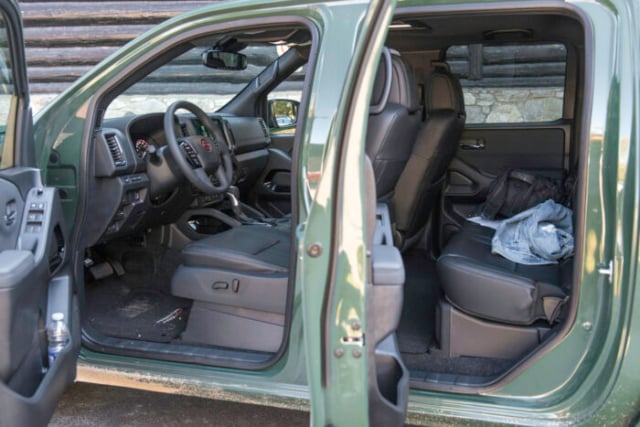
left=268, top=99, right=300, bottom=128
left=201, top=49, right=247, bottom=70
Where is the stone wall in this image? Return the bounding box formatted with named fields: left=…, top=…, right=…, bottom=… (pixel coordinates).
left=462, top=87, right=564, bottom=124
left=102, top=91, right=302, bottom=119
left=32, top=84, right=563, bottom=124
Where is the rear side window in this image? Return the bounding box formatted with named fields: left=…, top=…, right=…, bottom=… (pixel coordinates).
left=446, top=43, right=566, bottom=124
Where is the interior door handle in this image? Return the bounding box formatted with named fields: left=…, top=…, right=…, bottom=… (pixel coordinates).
left=459, top=139, right=486, bottom=150
left=4, top=200, right=16, bottom=226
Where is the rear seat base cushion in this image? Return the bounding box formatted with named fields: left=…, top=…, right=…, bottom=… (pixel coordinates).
left=437, top=222, right=570, bottom=326
left=436, top=300, right=551, bottom=359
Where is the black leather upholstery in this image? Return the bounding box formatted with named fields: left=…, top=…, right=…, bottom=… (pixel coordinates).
left=391, top=66, right=466, bottom=242
left=181, top=225, right=290, bottom=274
left=389, top=54, right=420, bottom=113
left=426, top=67, right=465, bottom=113
left=437, top=222, right=570, bottom=325
left=366, top=50, right=421, bottom=199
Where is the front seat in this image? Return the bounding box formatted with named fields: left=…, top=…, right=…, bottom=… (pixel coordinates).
left=366, top=48, right=422, bottom=199
left=170, top=49, right=420, bottom=353
left=171, top=224, right=290, bottom=353
left=391, top=62, right=466, bottom=248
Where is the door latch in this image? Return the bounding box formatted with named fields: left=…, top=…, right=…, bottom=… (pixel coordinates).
left=341, top=334, right=364, bottom=346
left=598, top=260, right=613, bottom=284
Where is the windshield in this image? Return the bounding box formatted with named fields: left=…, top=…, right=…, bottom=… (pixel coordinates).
left=105, top=43, right=281, bottom=118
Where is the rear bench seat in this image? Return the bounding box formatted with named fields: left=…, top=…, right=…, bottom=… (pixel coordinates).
left=435, top=221, right=572, bottom=359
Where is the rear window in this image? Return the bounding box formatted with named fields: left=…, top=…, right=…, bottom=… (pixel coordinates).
left=446, top=43, right=567, bottom=124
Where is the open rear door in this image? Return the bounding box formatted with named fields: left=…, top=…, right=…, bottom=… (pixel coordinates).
left=0, top=1, right=78, bottom=426
left=301, top=0, right=408, bottom=425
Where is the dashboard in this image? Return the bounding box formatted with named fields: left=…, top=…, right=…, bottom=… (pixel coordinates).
left=88, top=111, right=272, bottom=245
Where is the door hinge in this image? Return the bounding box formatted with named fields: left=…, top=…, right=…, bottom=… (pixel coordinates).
left=598, top=260, right=613, bottom=284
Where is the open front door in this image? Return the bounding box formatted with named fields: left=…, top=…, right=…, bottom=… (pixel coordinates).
left=0, top=1, right=78, bottom=426
left=301, top=0, right=408, bottom=425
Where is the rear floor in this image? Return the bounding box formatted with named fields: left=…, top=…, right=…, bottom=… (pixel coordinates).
left=397, top=250, right=436, bottom=354
left=398, top=250, right=516, bottom=381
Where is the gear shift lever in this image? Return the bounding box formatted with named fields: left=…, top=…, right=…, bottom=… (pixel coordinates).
left=225, top=186, right=254, bottom=223
left=225, top=186, right=282, bottom=227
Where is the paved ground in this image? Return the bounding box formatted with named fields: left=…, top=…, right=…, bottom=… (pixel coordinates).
left=50, top=382, right=310, bottom=426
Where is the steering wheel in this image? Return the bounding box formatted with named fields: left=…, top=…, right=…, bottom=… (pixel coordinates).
left=164, top=101, right=233, bottom=194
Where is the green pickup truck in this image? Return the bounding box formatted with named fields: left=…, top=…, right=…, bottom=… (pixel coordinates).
left=0, top=0, right=638, bottom=425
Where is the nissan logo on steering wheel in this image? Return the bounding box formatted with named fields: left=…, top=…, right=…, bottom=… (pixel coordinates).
left=200, top=139, right=212, bottom=152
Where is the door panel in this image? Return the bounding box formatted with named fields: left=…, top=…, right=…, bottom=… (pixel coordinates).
left=367, top=218, right=409, bottom=427
left=0, top=169, right=77, bottom=427
left=269, top=133, right=295, bottom=155
left=456, top=126, right=567, bottom=175
left=251, top=148, right=292, bottom=216
left=0, top=1, right=78, bottom=423
left=440, top=124, right=569, bottom=247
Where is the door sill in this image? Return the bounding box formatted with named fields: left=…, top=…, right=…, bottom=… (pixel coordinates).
left=81, top=326, right=276, bottom=370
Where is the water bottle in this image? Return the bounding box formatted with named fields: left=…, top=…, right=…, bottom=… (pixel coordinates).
left=47, top=312, right=69, bottom=366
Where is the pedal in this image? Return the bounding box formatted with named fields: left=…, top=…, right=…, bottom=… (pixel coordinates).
left=110, top=259, right=126, bottom=276
left=89, top=262, right=114, bottom=281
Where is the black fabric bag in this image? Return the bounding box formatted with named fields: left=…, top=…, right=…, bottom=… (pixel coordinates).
left=480, top=169, right=564, bottom=219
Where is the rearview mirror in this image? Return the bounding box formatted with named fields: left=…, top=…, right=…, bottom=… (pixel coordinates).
left=201, top=50, right=247, bottom=70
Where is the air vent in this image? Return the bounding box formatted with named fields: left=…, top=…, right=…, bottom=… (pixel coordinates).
left=105, top=133, right=126, bottom=167
left=258, top=119, right=269, bottom=138
left=223, top=120, right=236, bottom=149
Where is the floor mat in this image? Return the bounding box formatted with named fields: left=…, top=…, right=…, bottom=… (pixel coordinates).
left=402, top=352, right=516, bottom=378
left=397, top=250, right=438, bottom=354
left=86, top=278, right=192, bottom=343
left=397, top=252, right=515, bottom=380
left=107, top=245, right=182, bottom=295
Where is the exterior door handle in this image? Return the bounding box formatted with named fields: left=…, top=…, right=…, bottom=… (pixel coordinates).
left=459, top=139, right=486, bottom=150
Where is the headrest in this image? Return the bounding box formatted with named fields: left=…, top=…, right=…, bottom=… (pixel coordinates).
left=388, top=53, right=420, bottom=113
left=370, top=48, right=420, bottom=114
left=370, top=48, right=393, bottom=114
left=426, top=63, right=465, bottom=114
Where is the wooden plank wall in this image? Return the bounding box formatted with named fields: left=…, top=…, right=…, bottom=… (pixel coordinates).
left=18, top=2, right=565, bottom=94
left=447, top=44, right=566, bottom=87
left=19, top=0, right=216, bottom=93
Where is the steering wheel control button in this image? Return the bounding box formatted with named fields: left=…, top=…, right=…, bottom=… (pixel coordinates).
left=181, top=141, right=202, bottom=168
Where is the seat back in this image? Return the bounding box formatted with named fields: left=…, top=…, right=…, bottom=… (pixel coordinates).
left=392, top=63, right=466, bottom=245
left=366, top=49, right=421, bottom=199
